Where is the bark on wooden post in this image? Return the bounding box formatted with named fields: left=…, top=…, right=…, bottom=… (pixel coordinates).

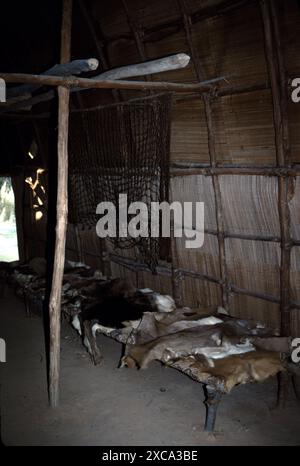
left=48, top=0, right=72, bottom=408
left=48, top=85, right=70, bottom=407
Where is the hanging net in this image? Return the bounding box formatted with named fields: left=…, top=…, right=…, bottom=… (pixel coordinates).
left=68, top=93, right=172, bottom=271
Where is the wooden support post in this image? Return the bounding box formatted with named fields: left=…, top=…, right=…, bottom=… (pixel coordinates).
left=178, top=0, right=229, bottom=309
left=74, top=225, right=84, bottom=264
left=60, top=0, right=73, bottom=63
left=260, top=0, right=292, bottom=336
left=48, top=0, right=72, bottom=408
left=203, top=385, right=222, bottom=432
left=260, top=0, right=294, bottom=405
left=48, top=85, right=70, bottom=407
left=171, top=267, right=183, bottom=307
left=205, top=94, right=229, bottom=309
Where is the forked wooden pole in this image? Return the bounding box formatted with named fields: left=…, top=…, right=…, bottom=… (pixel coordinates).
left=48, top=0, right=72, bottom=408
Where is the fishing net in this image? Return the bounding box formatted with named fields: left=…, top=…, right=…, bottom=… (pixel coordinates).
left=68, top=93, right=172, bottom=271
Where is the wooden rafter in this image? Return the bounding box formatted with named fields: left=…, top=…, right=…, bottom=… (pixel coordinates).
left=77, top=0, right=120, bottom=102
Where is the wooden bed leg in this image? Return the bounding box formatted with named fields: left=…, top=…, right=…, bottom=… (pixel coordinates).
left=277, top=371, right=292, bottom=408
left=203, top=385, right=222, bottom=432
left=292, top=375, right=300, bottom=402
left=23, top=292, right=31, bottom=318
left=82, top=320, right=103, bottom=366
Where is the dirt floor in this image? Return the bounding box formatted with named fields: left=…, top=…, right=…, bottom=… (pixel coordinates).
left=0, top=288, right=300, bottom=446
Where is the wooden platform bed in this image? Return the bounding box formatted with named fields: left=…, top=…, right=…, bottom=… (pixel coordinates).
left=9, top=261, right=292, bottom=432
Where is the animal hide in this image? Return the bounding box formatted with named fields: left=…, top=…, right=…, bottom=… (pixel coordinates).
left=167, top=351, right=283, bottom=393
left=121, top=309, right=281, bottom=372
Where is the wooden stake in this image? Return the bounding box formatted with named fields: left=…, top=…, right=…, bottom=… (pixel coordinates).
left=48, top=85, right=70, bottom=407
left=48, top=0, right=72, bottom=408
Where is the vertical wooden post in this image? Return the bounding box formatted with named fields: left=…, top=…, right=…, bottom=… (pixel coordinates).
left=260, top=0, right=293, bottom=406
left=178, top=0, right=229, bottom=309
left=60, top=0, right=73, bottom=64
left=171, top=267, right=182, bottom=307
left=48, top=85, right=70, bottom=407
left=48, top=0, right=72, bottom=408
left=260, top=0, right=292, bottom=337
left=74, top=224, right=84, bottom=263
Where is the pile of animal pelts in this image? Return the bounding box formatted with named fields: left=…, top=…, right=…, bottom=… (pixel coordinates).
left=10, top=258, right=286, bottom=394
left=85, top=305, right=285, bottom=393
left=71, top=278, right=176, bottom=364
left=9, top=257, right=108, bottom=316
left=126, top=309, right=285, bottom=393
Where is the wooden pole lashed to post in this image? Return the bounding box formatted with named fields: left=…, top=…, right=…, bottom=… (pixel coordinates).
left=48, top=0, right=72, bottom=408
left=177, top=0, right=229, bottom=309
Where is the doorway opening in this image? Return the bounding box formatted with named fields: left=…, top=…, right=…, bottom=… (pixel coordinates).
left=0, top=177, right=19, bottom=262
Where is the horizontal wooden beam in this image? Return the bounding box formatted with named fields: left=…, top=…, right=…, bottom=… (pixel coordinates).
left=1, top=53, right=193, bottom=111
left=171, top=166, right=300, bottom=176
left=1, top=76, right=273, bottom=116
left=107, top=251, right=300, bottom=308
left=215, top=81, right=270, bottom=97
left=0, top=72, right=211, bottom=94
left=94, top=53, right=190, bottom=81
left=6, top=58, right=99, bottom=99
